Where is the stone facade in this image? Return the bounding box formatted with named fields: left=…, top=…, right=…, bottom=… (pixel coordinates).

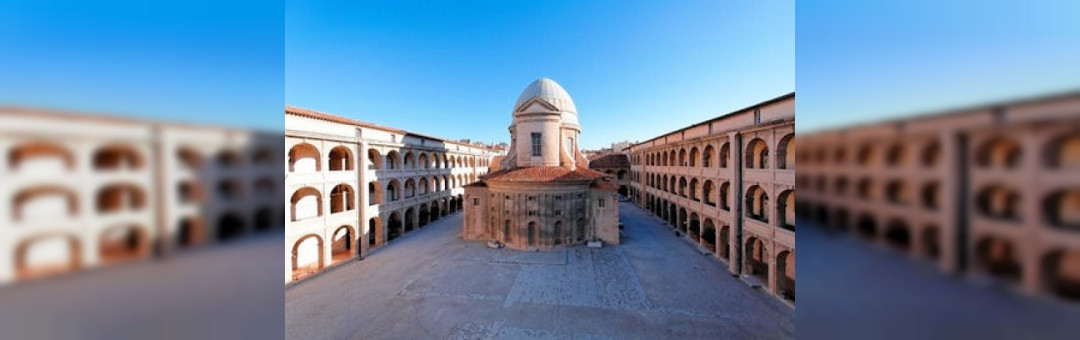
left=589, top=153, right=631, bottom=197
left=0, top=107, right=284, bottom=283
left=796, top=91, right=1080, bottom=302
left=626, top=93, right=795, bottom=303
left=285, top=107, right=501, bottom=282
left=464, top=78, right=619, bottom=251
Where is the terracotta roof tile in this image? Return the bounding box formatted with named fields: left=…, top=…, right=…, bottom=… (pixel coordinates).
left=480, top=166, right=607, bottom=183
left=588, top=154, right=629, bottom=168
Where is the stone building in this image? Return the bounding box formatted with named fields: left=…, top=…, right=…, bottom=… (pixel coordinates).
left=0, top=107, right=284, bottom=284
left=626, top=93, right=795, bottom=303
left=796, top=91, right=1080, bottom=302
left=588, top=153, right=631, bottom=197
left=463, top=78, right=619, bottom=251
left=285, top=107, right=500, bottom=282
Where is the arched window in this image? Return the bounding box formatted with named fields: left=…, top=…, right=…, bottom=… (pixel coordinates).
left=885, top=180, right=910, bottom=205
left=977, top=137, right=1021, bottom=168
left=719, top=182, right=731, bottom=210
left=328, top=146, right=354, bottom=171
left=330, top=184, right=355, bottom=213
left=367, top=149, right=382, bottom=170
left=689, top=147, right=699, bottom=167
left=97, top=184, right=146, bottom=213
left=922, top=141, right=941, bottom=168
left=885, top=143, right=906, bottom=167
left=1046, top=133, right=1080, bottom=169
left=703, top=145, right=714, bottom=167
left=719, top=143, right=730, bottom=168
left=13, top=186, right=78, bottom=221
left=290, top=187, right=322, bottom=221
left=386, top=151, right=401, bottom=170
left=745, top=138, right=768, bottom=169
left=368, top=182, right=382, bottom=205
left=745, top=185, right=769, bottom=223
left=288, top=143, right=320, bottom=172
left=1044, top=189, right=1080, bottom=231
left=703, top=180, right=715, bottom=206
left=689, top=178, right=699, bottom=201
left=976, top=184, right=1020, bottom=220
left=778, top=190, right=795, bottom=231
left=94, top=145, right=143, bottom=171
left=404, top=179, right=416, bottom=198
left=778, top=134, right=794, bottom=169
left=9, top=142, right=75, bottom=173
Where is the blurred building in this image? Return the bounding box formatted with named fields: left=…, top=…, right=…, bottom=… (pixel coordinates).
left=796, top=91, right=1080, bottom=302
left=463, top=78, right=620, bottom=251
left=285, top=107, right=500, bottom=282
left=1, top=107, right=284, bottom=284
left=588, top=153, right=630, bottom=197
left=626, top=93, right=796, bottom=303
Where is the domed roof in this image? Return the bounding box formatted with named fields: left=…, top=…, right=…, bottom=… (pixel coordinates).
left=514, top=78, right=577, bottom=114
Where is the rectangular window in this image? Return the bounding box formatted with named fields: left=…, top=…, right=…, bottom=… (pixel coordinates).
left=531, top=133, right=542, bottom=156
left=473, top=198, right=479, bottom=206
left=754, top=109, right=762, bottom=124
left=555, top=210, right=562, bottom=216
left=554, top=195, right=562, bottom=200
left=528, top=211, right=537, bottom=216
left=599, top=199, right=606, bottom=208
left=528, top=196, right=535, bottom=201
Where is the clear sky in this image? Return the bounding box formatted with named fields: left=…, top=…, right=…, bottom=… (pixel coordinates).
left=286, top=0, right=794, bottom=149
left=797, top=0, right=1080, bottom=133
left=0, top=0, right=283, bottom=131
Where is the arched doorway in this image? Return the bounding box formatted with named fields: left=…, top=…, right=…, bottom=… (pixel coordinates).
left=15, top=234, right=80, bottom=281
left=688, top=212, right=700, bottom=242
left=884, top=219, right=912, bottom=253
left=100, top=224, right=147, bottom=264
left=777, top=251, right=795, bottom=301
left=1042, top=250, right=1080, bottom=301
left=177, top=217, right=205, bottom=248
left=369, top=217, right=382, bottom=247
left=702, top=219, right=716, bottom=253
left=291, top=235, right=323, bottom=281
left=745, top=237, right=769, bottom=284
left=974, top=236, right=1022, bottom=283
left=554, top=221, right=564, bottom=245
left=216, top=213, right=245, bottom=242
left=405, top=207, right=416, bottom=232
left=330, top=225, right=354, bottom=265
left=719, top=225, right=730, bottom=260
left=527, top=221, right=536, bottom=247
left=388, top=212, right=403, bottom=241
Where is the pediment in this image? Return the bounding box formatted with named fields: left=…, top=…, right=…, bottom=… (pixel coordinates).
left=515, top=98, right=559, bottom=113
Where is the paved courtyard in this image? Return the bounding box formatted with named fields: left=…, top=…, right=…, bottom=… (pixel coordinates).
left=285, top=202, right=795, bottom=339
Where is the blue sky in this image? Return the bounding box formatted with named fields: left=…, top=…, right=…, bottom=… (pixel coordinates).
left=797, top=0, right=1080, bottom=133
left=0, top=0, right=282, bottom=131
left=286, top=0, right=795, bottom=149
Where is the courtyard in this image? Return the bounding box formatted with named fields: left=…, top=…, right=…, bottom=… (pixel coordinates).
left=285, top=202, right=795, bottom=339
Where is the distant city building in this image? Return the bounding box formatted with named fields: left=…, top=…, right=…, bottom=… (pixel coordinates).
left=588, top=153, right=630, bottom=197
left=285, top=107, right=501, bottom=282
left=627, top=93, right=796, bottom=303
left=797, top=91, right=1080, bottom=302
left=463, top=78, right=620, bottom=250
left=1, top=107, right=283, bottom=283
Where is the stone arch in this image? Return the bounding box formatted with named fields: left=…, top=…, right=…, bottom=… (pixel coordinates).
left=99, top=224, right=148, bottom=264
left=974, top=235, right=1022, bottom=283
left=921, top=181, right=940, bottom=210
left=884, top=219, right=912, bottom=252
left=745, top=138, right=769, bottom=169
left=703, top=144, right=715, bottom=167
left=702, top=180, right=716, bottom=206
left=856, top=214, right=877, bottom=240
left=404, top=151, right=416, bottom=169
left=291, top=234, right=323, bottom=281
left=405, top=207, right=416, bottom=232
left=834, top=176, right=849, bottom=195
left=13, top=186, right=78, bottom=221
left=922, top=224, right=941, bottom=260
left=689, top=147, right=699, bottom=167
left=419, top=178, right=429, bottom=195
left=856, top=178, right=876, bottom=200
left=778, top=134, right=795, bottom=169
left=778, top=189, right=795, bottom=231
left=617, top=169, right=627, bottom=180
left=527, top=221, right=537, bottom=247
left=718, top=142, right=732, bottom=168
left=720, top=181, right=731, bottom=210
left=977, top=137, right=1022, bottom=168
left=216, top=150, right=241, bottom=169
left=679, top=177, right=688, bottom=197
left=701, top=219, right=716, bottom=253
left=504, top=220, right=512, bottom=242
left=688, top=212, right=701, bottom=243
left=93, top=144, right=144, bottom=171
left=777, top=250, right=795, bottom=301
left=745, top=236, right=769, bottom=283
left=290, top=187, right=322, bottom=221
left=1046, top=132, right=1080, bottom=169
left=387, top=179, right=401, bottom=202
left=176, top=147, right=203, bottom=171
left=745, top=185, right=769, bottom=223
left=96, top=183, right=146, bottom=213
left=976, top=184, right=1020, bottom=220
left=386, top=150, right=400, bottom=170
left=419, top=203, right=430, bottom=227
left=369, top=181, right=383, bottom=205
left=254, top=206, right=274, bottom=231
left=216, top=212, right=245, bottom=241
left=177, top=217, right=205, bottom=248
left=1044, top=189, right=1080, bottom=230
left=885, top=180, right=910, bottom=205
left=15, top=234, right=81, bottom=281
left=329, top=184, right=355, bottom=213
left=288, top=143, right=320, bottom=172
left=9, top=141, right=75, bottom=173
left=689, top=178, right=699, bottom=201
left=330, top=225, right=355, bottom=265
left=328, top=146, right=354, bottom=171
left=885, top=143, right=906, bottom=167
left=922, top=141, right=941, bottom=168
left=252, top=147, right=275, bottom=166
left=388, top=211, right=403, bottom=241
left=678, top=207, right=688, bottom=233
left=857, top=144, right=875, bottom=166
left=1042, top=249, right=1080, bottom=301
left=404, top=178, right=416, bottom=198
left=719, top=224, right=731, bottom=259
left=418, top=153, right=429, bottom=169
left=430, top=201, right=440, bottom=222
left=369, top=217, right=383, bottom=247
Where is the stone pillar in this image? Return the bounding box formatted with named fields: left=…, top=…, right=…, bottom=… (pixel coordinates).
left=767, top=246, right=778, bottom=295
left=730, top=131, right=743, bottom=276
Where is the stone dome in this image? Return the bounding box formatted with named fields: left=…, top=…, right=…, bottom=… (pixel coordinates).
left=513, top=78, right=578, bottom=116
